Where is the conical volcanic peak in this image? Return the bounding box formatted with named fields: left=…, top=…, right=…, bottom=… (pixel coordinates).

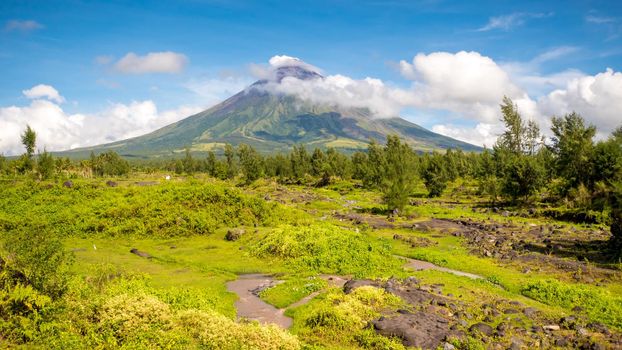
left=274, top=65, right=323, bottom=82
left=253, top=65, right=323, bottom=86
left=60, top=59, right=481, bottom=158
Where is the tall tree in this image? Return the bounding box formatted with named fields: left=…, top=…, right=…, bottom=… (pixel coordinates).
left=20, top=125, right=37, bottom=172
left=497, top=96, right=525, bottom=155
left=237, top=143, right=264, bottom=184
left=550, top=112, right=596, bottom=191
left=37, top=149, right=55, bottom=180
left=224, top=144, right=237, bottom=179
left=423, top=152, right=449, bottom=198
left=362, top=140, right=385, bottom=189
left=380, top=135, right=417, bottom=212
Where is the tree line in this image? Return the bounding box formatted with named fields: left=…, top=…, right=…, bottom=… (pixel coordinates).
left=2, top=97, right=621, bottom=249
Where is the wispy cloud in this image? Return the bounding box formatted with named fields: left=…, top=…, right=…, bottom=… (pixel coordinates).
left=112, top=51, right=188, bottom=74
left=4, top=19, right=43, bottom=32
left=531, top=46, right=580, bottom=64
left=585, top=15, right=615, bottom=24
left=477, top=12, right=552, bottom=32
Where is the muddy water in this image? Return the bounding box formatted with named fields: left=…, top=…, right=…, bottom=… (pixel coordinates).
left=225, top=274, right=292, bottom=328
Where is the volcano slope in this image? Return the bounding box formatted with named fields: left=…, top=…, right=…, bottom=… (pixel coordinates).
left=61, top=65, right=480, bottom=159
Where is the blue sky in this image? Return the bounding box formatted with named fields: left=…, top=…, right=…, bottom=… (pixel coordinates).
left=1, top=0, right=622, bottom=153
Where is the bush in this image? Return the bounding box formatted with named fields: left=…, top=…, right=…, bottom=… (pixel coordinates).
left=521, top=279, right=622, bottom=329
left=2, top=229, right=73, bottom=298
left=251, top=224, right=403, bottom=277
left=176, top=309, right=300, bottom=350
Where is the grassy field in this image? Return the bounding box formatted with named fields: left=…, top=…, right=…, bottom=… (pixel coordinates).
left=1, top=174, right=620, bottom=349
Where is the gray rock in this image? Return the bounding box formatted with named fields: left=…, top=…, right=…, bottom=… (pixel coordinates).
left=343, top=279, right=377, bottom=294
left=523, top=307, right=538, bottom=318
left=443, top=342, right=456, bottom=350
left=130, top=248, right=151, bottom=258
left=469, top=322, right=494, bottom=336
left=225, top=228, right=246, bottom=241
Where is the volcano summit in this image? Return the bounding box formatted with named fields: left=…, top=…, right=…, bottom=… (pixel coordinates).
left=65, top=61, right=480, bottom=157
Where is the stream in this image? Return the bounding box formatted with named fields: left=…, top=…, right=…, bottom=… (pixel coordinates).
left=226, top=258, right=481, bottom=328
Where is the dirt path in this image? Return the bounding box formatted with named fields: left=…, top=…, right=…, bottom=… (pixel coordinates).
left=226, top=260, right=480, bottom=330
left=226, top=274, right=349, bottom=328
left=396, top=255, right=484, bottom=279
left=225, top=274, right=292, bottom=328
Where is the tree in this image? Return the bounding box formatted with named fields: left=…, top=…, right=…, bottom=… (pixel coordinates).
left=224, top=144, right=237, bottom=179
left=550, top=112, right=596, bottom=191
left=182, top=148, right=196, bottom=174
left=20, top=125, right=37, bottom=172
left=310, top=148, right=326, bottom=177
left=237, top=143, right=263, bottom=184
left=497, top=96, right=525, bottom=155
left=290, top=145, right=310, bottom=180
left=362, top=140, right=385, bottom=189
left=500, top=154, right=545, bottom=202
left=422, top=152, right=449, bottom=198
left=0, top=153, right=6, bottom=175
left=91, top=151, right=130, bottom=176
left=380, top=135, right=417, bottom=212
left=525, top=119, right=542, bottom=155
left=37, top=149, right=55, bottom=180
left=21, top=125, right=36, bottom=158
left=476, top=149, right=501, bottom=205
left=351, top=151, right=368, bottom=180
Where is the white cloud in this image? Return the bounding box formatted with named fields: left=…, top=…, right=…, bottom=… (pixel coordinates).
left=477, top=12, right=551, bottom=32
left=113, top=51, right=188, bottom=74
left=432, top=123, right=502, bottom=149
left=0, top=89, right=201, bottom=155
left=268, top=55, right=322, bottom=72
left=22, top=84, right=65, bottom=103
left=253, top=53, right=620, bottom=147
left=4, top=20, right=43, bottom=32
left=399, top=51, right=527, bottom=123
left=538, top=68, right=622, bottom=133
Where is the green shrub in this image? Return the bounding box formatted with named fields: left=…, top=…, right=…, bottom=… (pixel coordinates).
left=260, top=276, right=326, bottom=308
left=2, top=229, right=73, bottom=298
left=251, top=224, right=403, bottom=277
left=176, top=309, right=300, bottom=350
left=521, top=279, right=622, bottom=329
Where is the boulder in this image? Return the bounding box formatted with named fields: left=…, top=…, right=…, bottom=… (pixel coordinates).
left=372, top=311, right=450, bottom=349
left=63, top=180, right=73, bottom=188
left=469, top=322, right=494, bottom=336
left=225, top=228, right=246, bottom=241
left=130, top=248, right=151, bottom=258
left=343, top=279, right=377, bottom=294
left=106, top=180, right=118, bottom=187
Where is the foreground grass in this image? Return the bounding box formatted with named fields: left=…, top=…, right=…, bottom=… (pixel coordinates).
left=1, top=175, right=620, bottom=348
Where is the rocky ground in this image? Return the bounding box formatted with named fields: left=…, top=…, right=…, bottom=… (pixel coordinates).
left=345, top=278, right=621, bottom=350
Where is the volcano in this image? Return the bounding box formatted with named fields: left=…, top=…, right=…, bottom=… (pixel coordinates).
left=64, top=64, right=480, bottom=158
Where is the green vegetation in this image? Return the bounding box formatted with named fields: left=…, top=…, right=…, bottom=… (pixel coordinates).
left=259, top=277, right=326, bottom=308
left=1, top=98, right=621, bottom=348
left=251, top=224, right=403, bottom=277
